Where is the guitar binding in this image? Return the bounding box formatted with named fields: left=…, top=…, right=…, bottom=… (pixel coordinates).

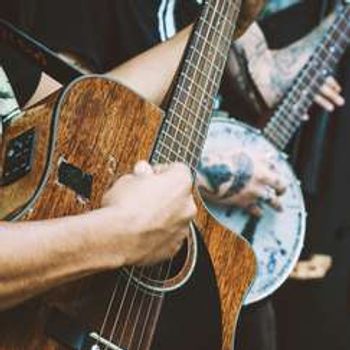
left=122, top=222, right=198, bottom=293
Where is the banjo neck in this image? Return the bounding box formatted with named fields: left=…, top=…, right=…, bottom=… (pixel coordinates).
left=152, top=0, right=241, bottom=168
left=263, top=3, right=350, bottom=150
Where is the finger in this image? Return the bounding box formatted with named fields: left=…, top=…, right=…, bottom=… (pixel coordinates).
left=153, top=163, right=170, bottom=174
left=259, top=172, right=286, bottom=195
left=186, top=198, right=198, bottom=219
left=258, top=187, right=283, bottom=211
left=134, top=161, right=154, bottom=176
left=267, top=195, right=283, bottom=211
left=170, top=162, right=193, bottom=188
left=325, top=76, right=341, bottom=93
left=319, top=84, right=345, bottom=106
left=246, top=203, right=263, bottom=217
left=314, top=94, right=335, bottom=112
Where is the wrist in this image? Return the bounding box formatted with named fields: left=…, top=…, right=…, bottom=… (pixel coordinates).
left=82, top=206, right=137, bottom=270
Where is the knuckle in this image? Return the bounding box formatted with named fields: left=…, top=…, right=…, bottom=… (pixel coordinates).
left=188, top=199, right=198, bottom=217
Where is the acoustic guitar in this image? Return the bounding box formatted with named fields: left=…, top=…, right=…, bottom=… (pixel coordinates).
left=0, top=0, right=256, bottom=349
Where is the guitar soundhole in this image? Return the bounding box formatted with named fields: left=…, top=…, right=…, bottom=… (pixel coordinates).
left=124, top=223, right=198, bottom=293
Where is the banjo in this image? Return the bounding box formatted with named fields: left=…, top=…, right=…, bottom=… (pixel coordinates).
left=201, top=2, right=350, bottom=305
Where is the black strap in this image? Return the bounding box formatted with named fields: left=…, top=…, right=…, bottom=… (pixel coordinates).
left=0, top=19, right=84, bottom=85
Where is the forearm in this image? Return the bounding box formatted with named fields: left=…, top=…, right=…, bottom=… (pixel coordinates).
left=27, top=26, right=192, bottom=108
left=108, top=25, right=192, bottom=105
left=0, top=210, right=125, bottom=310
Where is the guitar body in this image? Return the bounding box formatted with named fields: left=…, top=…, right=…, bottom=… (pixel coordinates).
left=0, top=76, right=256, bottom=350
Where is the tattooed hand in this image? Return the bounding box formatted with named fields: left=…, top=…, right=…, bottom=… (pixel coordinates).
left=232, top=17, right=345, bottom=117
left=197, top=148, right=286, bottom=217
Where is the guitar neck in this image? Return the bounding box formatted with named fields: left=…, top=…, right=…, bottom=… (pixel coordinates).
left=152, top=0, right=241, bottom=168
left=264, top=4, right=350, bottom=150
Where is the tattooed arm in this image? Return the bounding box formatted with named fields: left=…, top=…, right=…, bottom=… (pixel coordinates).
left=197, top=148, right=285, bottom=216
left=229, top=15, right=344, bottom=115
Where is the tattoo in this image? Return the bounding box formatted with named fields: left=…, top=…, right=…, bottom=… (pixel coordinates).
left=235, top=17, right=332, bottom=108
left=198, top=152, right=254, bottom=197
left=223, top=153, right=253, bottom=198
left=198, top=162, right=232, bottom=193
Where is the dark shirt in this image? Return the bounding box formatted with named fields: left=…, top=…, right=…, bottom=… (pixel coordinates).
left=0, top=0, right=201, bottom=106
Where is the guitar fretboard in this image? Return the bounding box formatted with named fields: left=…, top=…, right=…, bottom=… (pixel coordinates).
left=151, top=0, right=241, bottom=168
left=264, top=5, right=350, bottom=150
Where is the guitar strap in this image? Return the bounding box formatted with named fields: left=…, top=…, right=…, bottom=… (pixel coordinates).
left=0, top=19, right=84, bottom=86
left=0, top=18, right=85, bottom=149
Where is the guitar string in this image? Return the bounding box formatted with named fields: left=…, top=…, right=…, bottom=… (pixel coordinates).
left=120, top=0, right=232, bottom=348
left=120, top=1, right=223, bottom=347
left=134, top=2, right=237, bottom=348
left=131, top=2, right=232, bottom=348
left=94, top=273, right=123, bottom=348
left=117, top=267, right=147, bottom=343
left=144, top=0, right=234, bottom=295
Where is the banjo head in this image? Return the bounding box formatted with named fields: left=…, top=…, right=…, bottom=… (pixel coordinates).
left=200, top=117, right=306, bottom=305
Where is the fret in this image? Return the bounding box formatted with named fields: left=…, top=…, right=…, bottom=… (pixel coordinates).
left=193, top=31, right=228, bottom=61
left=179, top=71, right=212, bottom=101
left=153, top=148, right=180, bottom=163
left=176, top=87, right=206, bottom=112
left=171, top=97, right=209, bottom=135
left=266, top=115, right=298, bottom=139
left=200, top=17, right=232, bottom=50
left=162, top=117, right=205, bottom=150
left=159, top=127, right=202, bottom=158
left=163, top=119, right=205, bottom=153
left=264, top=127, right=285, bottom=149
left=153, top=144, right=183, bottom=162
left=157, top=138, right=200, bottom=164
left=331, top=29, right=349, bottom=49
left=188, top=46, right=223, bottom=73
left=337, top=27, right=350, bottom=45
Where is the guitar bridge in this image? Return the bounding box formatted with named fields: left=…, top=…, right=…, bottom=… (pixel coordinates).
left=45, top=308, right=126, bottom=350
left=89, top=333, right=126, bottom=350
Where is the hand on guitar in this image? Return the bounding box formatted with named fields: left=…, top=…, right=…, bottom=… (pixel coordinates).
left=296, top=76, right=344, bottom=120
left=101, top=161, right=196, bottom=266
left=228, top=19, right=345, bottom=117
left=312, top=76, right=344, bottom=114
left=0, top=162, right=195, bottom=310
left=197, top=148, right=286, bottom=217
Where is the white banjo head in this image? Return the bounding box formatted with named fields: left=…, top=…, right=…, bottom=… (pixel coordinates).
left=200, top=117, right=306, bottom=305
